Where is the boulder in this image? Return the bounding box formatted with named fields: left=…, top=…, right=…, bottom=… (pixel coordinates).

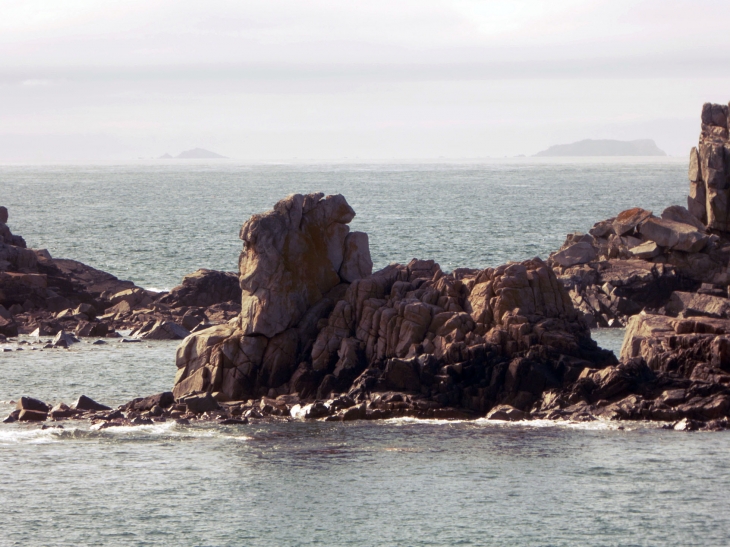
left=18, top=409, right=47, bottom=422
left=183, top=393, right=220, bottom=414
left=0, top=304, right=18, bottom=337
left=551, top=241, right=598, bottom=267
left=340, top=402, right=367, bottom=421
left=613, top=208, right=653, bottom=236
left=72, top=395, right=111, bottom=411
left=17, top=396, right=50, bottom=412
left=486, top=405, right=529, bottom=421
left=73, top=303, right=97, bottom=319
left=629, top=241, right=661, bottom=259
left=132, top=320, right=190, bottom=340
left=129, top=392, right=174, bottom=411
left=661, top=205, right=705, bottom=231
left=52, top=331, right=79, bottom=348
left=74, top=321, right=111, bottom=338
left=49, top=403, right=77, bottom=418
left=667, top=291, right=730, bottom=319
left=156, top=269, right=241, bottom=308
left=638, top=217, right=709, bottom=253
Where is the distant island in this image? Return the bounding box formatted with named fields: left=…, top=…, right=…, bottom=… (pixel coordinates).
left=158, top=148, right=227, bottom=159
left=534, top=139, right=666, bottom=157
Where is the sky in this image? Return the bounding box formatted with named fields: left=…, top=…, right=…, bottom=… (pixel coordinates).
left=1, top=0, right=730, bottom=161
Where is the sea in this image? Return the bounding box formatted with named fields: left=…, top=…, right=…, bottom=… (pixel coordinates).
left=2, top=158, right=729, bottom=547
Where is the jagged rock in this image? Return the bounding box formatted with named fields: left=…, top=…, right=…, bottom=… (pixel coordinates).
left=485, top=405, right=528, bottom=421
left=661, top=205, right=705, bottom=231
left=0, top=304, right=18, bottom=336
left=383, top=358, right=421, bottom=392
left=17, top=396, right=50, bottom=412
left=18, top=409, right=47, bottom=421
left=689, top=102, right=730, bottom=230
left=157, top=269, right=241, bottom=308
left=339, top=232, right=373, bottom=282
left=613, top=208, right=653, bottom=236
left=132, top=320, right=190, bottom=340
left=551, top=241, right=598, bottom=267
left=238, top=193, right=363, bottom=338
left=72, top=395, right=111, bottom=411
left=629, top=241, right=661, bottom=259
left=74, top=320, right=111, bottom=337
left=638, top=217, right=709, bottom=253
left=52, top=330, right=79, bottom=348
left=173, top=195, right=613, bottom=410
left=183, top=393, right=220, bottom=414
left=666, top=291, right=730, bottom=319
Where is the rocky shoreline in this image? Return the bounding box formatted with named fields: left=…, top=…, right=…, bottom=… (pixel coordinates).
left=4, top=102, right=730, bottom=432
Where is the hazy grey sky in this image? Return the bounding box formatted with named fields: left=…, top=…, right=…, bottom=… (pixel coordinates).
left=2, top=0, right=730, bottom=160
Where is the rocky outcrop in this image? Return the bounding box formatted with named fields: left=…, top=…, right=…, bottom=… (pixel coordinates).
left=237, top=192, right=367, bottom=338
left=688, top=103, right=730, bottom=230
left=551, top=102, right=730, bottom=329
left=550, top=203, right=727, bottom=326
left=173, top=193, right=614, bottom=415
left=156, top=269, right=241, bottom=308
left=0, top=206, right=242, bottom=337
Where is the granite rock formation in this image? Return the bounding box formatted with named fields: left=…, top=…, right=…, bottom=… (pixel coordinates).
left=173, top=193, right=614, bottom=415
left=551, top=102, right=730, bottom=329
left=0, top=207, right=241, bottom=339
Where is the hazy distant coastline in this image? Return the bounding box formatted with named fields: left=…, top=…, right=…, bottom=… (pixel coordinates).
left=535, top=139, right=666, bottom=157
left=159, top=148, right=227, bottom=159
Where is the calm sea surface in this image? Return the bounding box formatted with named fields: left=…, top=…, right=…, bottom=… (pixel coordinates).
left=2, top=159, right=729, bottom=547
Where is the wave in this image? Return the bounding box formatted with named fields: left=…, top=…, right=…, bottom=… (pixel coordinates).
left=0, top=420, right=253, bottom=444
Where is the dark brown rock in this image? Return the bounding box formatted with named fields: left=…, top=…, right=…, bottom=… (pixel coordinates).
left=17, top=396, right=50, bottom=412
left=18, top=409, right=47, bottom=422
left=72, top=395, right=111, bottom=411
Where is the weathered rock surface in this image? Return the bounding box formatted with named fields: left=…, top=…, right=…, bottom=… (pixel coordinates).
left=689, top=102, right=730, bottom=231
left=0, top=206, right=243, bottom=337
left=157, top=269, right=241, bottom=308
left=237, top=192, right=365, bottom=338
left=527, top=313, right=730, bottom=427
left=551, top=103, right=730, bottom=330
left=173, top=193, right=614, bottom=419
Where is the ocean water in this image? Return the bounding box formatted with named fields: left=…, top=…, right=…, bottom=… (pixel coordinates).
left=2, top=158, right=689, bottom=289
left=2, top=159, right=730, bottom=547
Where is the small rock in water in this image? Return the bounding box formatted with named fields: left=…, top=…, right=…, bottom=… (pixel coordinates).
left=219, top=417, right=249, bottom=425
left=52, top=331, right=80, bottom=348
left=18, top=409, right=48, bottom=422
left=184, top=393, right=220, bottom=414
left=486, top=405, right=529, bottom=421
left=72, top=395, right=111, bottom=411
left=673, top=418, right=699, bottom=432
left=17, top=396, right=50, bottom=412
left=92, top=340, right=107, bottom=345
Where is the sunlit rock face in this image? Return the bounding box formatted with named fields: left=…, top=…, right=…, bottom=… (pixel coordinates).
left=689, top=102, right=730, bottom=231
left=172, top=192, right=611, bottom=408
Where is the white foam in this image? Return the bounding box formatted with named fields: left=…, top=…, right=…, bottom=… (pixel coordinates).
left=375, top=415, right=653, bottom=431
